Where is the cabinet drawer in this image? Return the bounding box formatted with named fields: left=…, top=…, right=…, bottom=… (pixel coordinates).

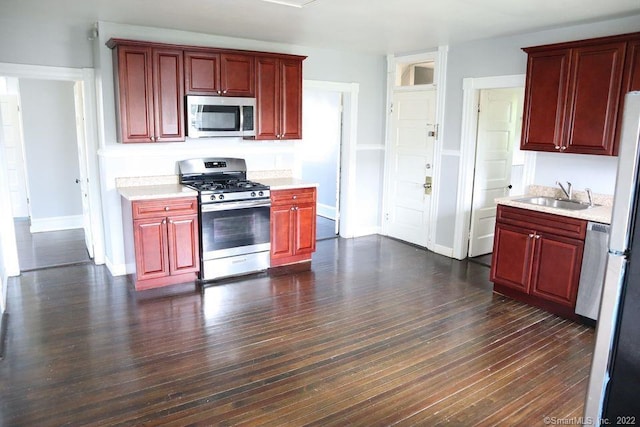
left=497, top=205, right=587, bottom=240
left=132, top=197, right=198, bottom=219
left=271, top=187, right=316, bottom=205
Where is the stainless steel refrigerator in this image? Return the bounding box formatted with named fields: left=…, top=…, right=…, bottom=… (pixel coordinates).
left=584, top=91, right=640, bottom=422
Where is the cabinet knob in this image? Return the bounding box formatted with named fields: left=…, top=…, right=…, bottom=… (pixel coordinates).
left=223, top=90, right=227, bottom=94
left=560, top=146, right=566, bottom=151
left=528, top=233, right=535, bottom=238
left=291, top=207, right=295, bottom=211
left=164, top=206, right=170, bottom=211
left=293, top=195, right=297, bottom=199
left=554, top=145, right=560, bottom=150
left=535, top=235, right=541, bottom=239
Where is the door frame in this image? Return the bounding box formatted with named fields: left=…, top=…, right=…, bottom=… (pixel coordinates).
left=382, top=48, right=448, bottom=251
left=303, top=79, right=359, bottom=238
left=453, top=74, right=533, bottom=260
left=0, top=62, right=105, bottom=270
left=0, top=91, right=31, bottom=219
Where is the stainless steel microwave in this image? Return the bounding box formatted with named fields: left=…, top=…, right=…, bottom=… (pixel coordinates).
left=186, top=95, right=256, bottom=138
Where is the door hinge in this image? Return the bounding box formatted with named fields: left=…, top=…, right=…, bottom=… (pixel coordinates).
left=389, top=103, right=393, bottom=114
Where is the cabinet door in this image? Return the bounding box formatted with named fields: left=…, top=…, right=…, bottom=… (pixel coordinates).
left=134, top=217, right=169, bottom=281
left=614, top=39, right=640, bottom=152
left=521, top=49, right=570, bottom=152
left=564, top=42, right=625, bottom=155
left=294, top=202, right=316, bottom=255
left=116, top=45, right=155, bottom=143
left=490, top=223, right=534, bottom=293
left=530, top=234, right=584, bottom=308
left=279, top=58, right=303, bottom=140
left=255, top=57, right=280, bottom=140
left=167, top=214, right=199, bottom=275
left=220, top=53, right=255, bottom=96
left=184, top=51, right=221, bottom=95
left=271, top=203, right=295, bottom=259
left=152, top=48, right=185, bottom=141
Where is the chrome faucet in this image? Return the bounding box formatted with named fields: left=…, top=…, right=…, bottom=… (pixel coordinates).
left=556, top=181, right=572, bottom=200
left=586, top=188, right=594, bottom=207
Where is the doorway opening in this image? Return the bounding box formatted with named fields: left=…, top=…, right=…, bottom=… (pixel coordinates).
left=300, top=80, right=359, bottom=241
left=0, top=65, right=103, bottom=275
left=467, top=87, right=525, bottom=265
left=453, top=74, right=534, bottom=262
left=0, top=77, right=91, bottom=270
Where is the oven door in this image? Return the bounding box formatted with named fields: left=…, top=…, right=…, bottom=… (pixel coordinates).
left=200, top=200, right=271, bottom=260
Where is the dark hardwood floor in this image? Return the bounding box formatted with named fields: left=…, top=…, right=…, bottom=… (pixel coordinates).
left=0, top=236, right=594, bottom=426
left=316, top=215, right=337, bottom=241
left=14, top=219, right=91, bottom=271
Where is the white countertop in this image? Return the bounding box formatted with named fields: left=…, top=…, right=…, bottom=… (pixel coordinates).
left=118, top=184, right=197, bottom=201
left=496, top=195, right=612, bottom=224
left=116, top=175, right=316, bottom=200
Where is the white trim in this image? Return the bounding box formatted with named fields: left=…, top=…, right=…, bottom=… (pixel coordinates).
left=352, top=225, right=381, bottom=238
left=432, top=243, right=454, bottom=258
left=30, top=215, right=84, bottom=233
left=453, top=74, right=526, bottom=260
left=430, top=46, right=448, bottom=250
left=382, top=47, right=448, bottom=251
left=0, top=62, right=105, bottom=268
left=317, top=203, right=336, bottom=220
left=302, top=79, right=359, bottom=239
left=0, top=63, right=84, bottom=81
left=105, top=256, right=127, bottom=277
left=81, top=68, right=105, bottom=265
left=303, top=80, right=359, bottom=93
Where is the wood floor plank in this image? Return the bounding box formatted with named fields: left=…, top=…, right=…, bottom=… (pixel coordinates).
left=0, top=236, right=595, bottom=426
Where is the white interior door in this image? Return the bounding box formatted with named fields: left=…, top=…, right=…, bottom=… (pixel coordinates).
left=0, top=94, right=29, bottom=218
left=468, top=88, right=523, bottom=257
left=385, top=89, right=436, bottom=248
left=73, top=82, right=94, bottom=258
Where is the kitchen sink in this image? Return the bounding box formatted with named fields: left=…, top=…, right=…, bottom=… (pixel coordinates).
left=514, top=196, right=598, bottom=211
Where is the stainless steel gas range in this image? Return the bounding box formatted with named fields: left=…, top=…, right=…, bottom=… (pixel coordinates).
left=178, top=158, right=271, bottom=281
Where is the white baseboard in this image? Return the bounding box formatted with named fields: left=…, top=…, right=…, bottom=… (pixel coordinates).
left=351, top=226, right=382, bottom=238
left=105, top=256, right=128, bottom=277
left=317, top=204, right=336, bottom=220
left=30, top=215, right=83, bottom=233
left=431, top=243, right=455, bottom=258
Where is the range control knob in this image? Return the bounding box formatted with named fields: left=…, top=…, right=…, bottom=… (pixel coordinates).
left=210, top=195, right=216, bottom=201
left=251, top=191, right=256, bottom=197
left=258, top=191, right=264, bottom=196
left=218, top=194, right=224, bottom=200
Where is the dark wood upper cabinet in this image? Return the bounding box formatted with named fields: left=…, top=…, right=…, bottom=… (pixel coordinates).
left=255, top=56, right=303, bottom=140
left=184, top=51, right=255, bottom=96
left=521, top=32, right=640, bottom=156
left=108, top=38, right=305, bottom=144
left=564, top=42, right=625, bottom=155
left=110, top=41, right=184, bottom=143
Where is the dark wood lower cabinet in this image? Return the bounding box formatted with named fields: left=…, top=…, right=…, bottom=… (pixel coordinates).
left=490, top=205, right=586, bottom=320
left=125, top=197, right=199, bottom=290
left=270, top=187, right=317, bottom=267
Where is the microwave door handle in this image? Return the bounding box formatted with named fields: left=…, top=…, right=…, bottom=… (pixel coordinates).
left=239, top=106, right=244, bottom=135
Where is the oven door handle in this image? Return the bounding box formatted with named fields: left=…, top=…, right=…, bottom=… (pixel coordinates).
left=201, top=200, right=272, bottom=212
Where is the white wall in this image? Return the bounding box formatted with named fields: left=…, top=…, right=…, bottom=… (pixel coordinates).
left=20, top=79, right=83, bottom=229
left=437, top=14, right=640, bottom=250
left=298, top=88, right=342, bottom=219
left=94, top=22, right=386, bottom=275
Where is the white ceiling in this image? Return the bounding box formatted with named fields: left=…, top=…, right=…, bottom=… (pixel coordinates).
left=4, top=0, right=640, bottom=54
